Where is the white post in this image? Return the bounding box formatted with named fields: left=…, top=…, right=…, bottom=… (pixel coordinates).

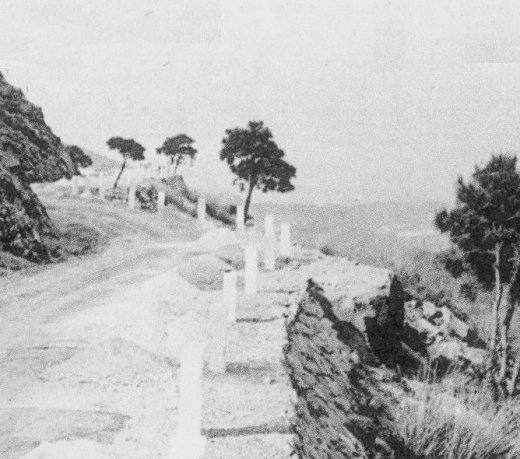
left=157, top=191, right=166, bottom=211
left=223, top=271, right=238, bottom=322
left=128, top=186, right=136, bottom=209
left=245, top=244, right=258, bottom=294
left=236, top=205, right=245, bottom=232
left=280, top=223, right=292, bottom=257
left=206, top=303, right=228, bottom=374
left=98, top=172, right=105, bottom=199
left=264, top=241, right=276, bottom=271
left=71, top=176, right=79, bottom=196
left=264, top=214, right=275, bottom=239
left=169, top=341, right=206, bottom=459
left=197, top=197, right=206, bottom=221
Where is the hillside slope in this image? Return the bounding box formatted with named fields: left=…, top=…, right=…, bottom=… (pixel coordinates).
left=0, top=72, right=85, bottom=262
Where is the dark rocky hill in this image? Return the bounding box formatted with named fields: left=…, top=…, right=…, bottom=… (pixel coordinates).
left=0, top=72, right=88, bottom=262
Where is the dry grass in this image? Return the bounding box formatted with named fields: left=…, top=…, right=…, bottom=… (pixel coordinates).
left=394, top=369, right=520, bottom=458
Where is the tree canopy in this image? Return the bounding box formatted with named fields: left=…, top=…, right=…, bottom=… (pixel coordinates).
left=435, top=153, right=520, bottom=384
left=220, top=121, right=296, bottom=221
left=65, top=145, right=92, bottom=172
left=107, top=137, right=145, bottom=161
left=106, top=136, right=145, bottom=188
left=156, top=134, right=197, bottom=174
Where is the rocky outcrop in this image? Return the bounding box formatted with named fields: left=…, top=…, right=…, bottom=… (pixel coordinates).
left=283, top=258, right=487, bottom=458
left=284, top=280, right=417, bottom=458
left=0, top=72, right=87, bottom=262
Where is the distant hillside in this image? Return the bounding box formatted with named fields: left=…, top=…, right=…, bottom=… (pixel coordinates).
left=252, top=200, right=449, bottom=265
left=83, top=150, right=120, bottom=172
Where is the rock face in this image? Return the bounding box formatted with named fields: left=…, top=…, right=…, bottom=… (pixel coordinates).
left=284, top=280, right=417, bottom=458
left=0, top=72, right=86, bottom=262
left=283, top=258, right=486, bottom=458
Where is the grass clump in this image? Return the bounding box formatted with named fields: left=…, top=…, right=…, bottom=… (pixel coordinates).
left=393, top=368, right=520, bottom=458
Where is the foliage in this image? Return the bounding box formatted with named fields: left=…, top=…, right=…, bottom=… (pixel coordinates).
left=220, top=121, right=296, bottom=221
left=435, top=154, right=520, bottom=290
left=65, top=145, right=92, bottom=171
left=156, top=134, right=197, bottom=174
left=106, top=137, right=145, bottom=161
left=435, top=154, right=520, bottom=380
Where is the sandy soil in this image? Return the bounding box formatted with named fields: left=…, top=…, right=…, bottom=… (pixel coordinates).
left=0, top=193, right=298, bottom=458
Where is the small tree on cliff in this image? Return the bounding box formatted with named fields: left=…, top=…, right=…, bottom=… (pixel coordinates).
left=106, top=137, right=145, bottom=188
left=435, top=154, right=520, bottom=383
left=156, top=134, right=197, bottom=175
left=220, top=121, right=296, bottom=222
left=65, top=145, right=92, bottom=172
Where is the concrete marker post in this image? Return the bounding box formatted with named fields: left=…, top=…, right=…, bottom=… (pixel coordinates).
left=236, top=205, right=245, bottom=232
left=98, top=172, right=105, bottom=200
left=223, top=271, right=238, bottom=322
left=197, top=197, right=206, bottom=221
left=245, top=244, right=258, bottom=294
left=206, top=303, right=228, bottom=374
left=264, top=214, right=275, bottom=239
left=157, top=190, right=166, bottom=211
left=280, top=223, right=292, bottom=258
left=264, top=240, right=276, bottom=271
left=128, top=186, right=136, bottom=209
left=169, top=341, right=206, bottom=459
left=71, top=176, right=79, bottom=196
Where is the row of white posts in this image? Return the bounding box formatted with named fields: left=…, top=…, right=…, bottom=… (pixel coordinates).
left=171, top=213, right=291, bottom=458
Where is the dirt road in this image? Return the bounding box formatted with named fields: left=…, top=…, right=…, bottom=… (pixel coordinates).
left=0, top=194, right=294, bottom=458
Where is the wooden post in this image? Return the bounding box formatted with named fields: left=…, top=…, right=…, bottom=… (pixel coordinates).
left=245, top=244, right=258, bottom=294
left=223, top=271, right=238, bottom=322
left=236, top=205, right=245, bottom=232
left=169, top=341, right=206, bottom=458
left=197, top=197, right=206, bottom=221
left=280, top=223, right=292, bottom=257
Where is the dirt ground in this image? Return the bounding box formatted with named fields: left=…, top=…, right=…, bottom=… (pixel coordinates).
left=0, top=192, right=298, bottom=458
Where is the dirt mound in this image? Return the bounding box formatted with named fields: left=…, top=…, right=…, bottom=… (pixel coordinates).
left=42, top=337, right=175, bottom=385
left=194, top=228, right=238, bottom=252
left=177, top=253, right=230, bottom=290
left=20, top=439, right=112, bottom=459
left=214, top=243, right=245, bottom=270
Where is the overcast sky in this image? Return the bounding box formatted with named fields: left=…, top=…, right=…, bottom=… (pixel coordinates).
left=2, top=0, right=520, bottom=204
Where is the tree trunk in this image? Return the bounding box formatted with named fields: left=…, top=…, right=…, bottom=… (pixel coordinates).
left=490, top=242, right=503, bottom=357
left=244, top=178, right=256, bottom=224
left=114, top=159, right=126, bottom=189
left=499, top=249, right=520, bottom=382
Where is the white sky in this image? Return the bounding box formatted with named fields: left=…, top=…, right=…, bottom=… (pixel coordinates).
left=2, top=0, right=520, bottom=204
